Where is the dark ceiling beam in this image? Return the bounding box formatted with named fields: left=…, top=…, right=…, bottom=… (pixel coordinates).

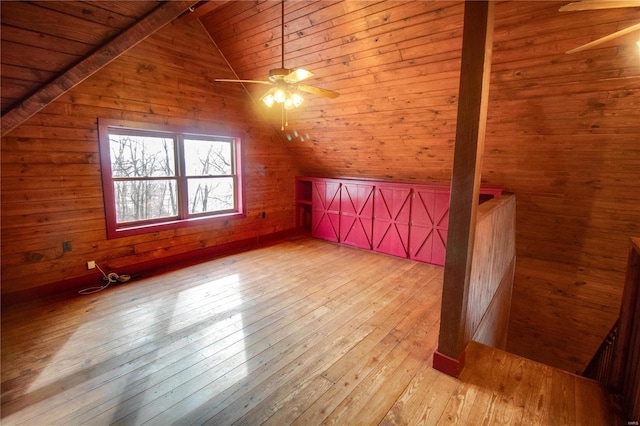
left=1, top=0, right=199, bottom=137
left=433, top=0, right=495, bottom=378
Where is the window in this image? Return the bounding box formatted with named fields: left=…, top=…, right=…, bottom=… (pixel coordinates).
left=98, top=120, right=244, bottom=238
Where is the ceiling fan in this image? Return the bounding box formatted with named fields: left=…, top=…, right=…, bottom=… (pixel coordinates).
left=215, top=0, right=339, bottom=129
left=560, top=0, right=640, bottom=54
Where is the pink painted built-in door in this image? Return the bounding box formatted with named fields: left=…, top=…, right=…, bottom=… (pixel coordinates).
left=373, top=184, right=412, bottom=258
left=311, top=179, right=341, bottom=242
left=340, top=181, right=375, bottom=249
left=409, top=186, right=436, bottom=263
left=431, top=189, right=451, bottom=266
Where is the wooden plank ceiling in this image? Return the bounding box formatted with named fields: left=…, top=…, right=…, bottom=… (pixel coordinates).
left=0, top=1, right=161, bottom=114
left=200, top=0, right=467, bottom=179
left=0, top=0, right=204, bottom=135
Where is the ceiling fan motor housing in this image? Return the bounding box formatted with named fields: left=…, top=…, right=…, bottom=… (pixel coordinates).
left=268, top=68, right=292, bottom=81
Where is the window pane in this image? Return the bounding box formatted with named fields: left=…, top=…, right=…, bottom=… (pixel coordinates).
left=188, top=177, right=234, bottom=214
left=184, top=139, right=232, bottom=176
left=109, top=134, right=175, bottom=178
left=114, top=180, right=178, bottom=223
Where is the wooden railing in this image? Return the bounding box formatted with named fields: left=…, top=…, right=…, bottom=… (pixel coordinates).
left=466, top=193, right=516, bottom=350
left=590, top=237, right=640, bottom=422
left=583, top=320, right=618, bottom=384
left=434, top=193, right=516, bottom=377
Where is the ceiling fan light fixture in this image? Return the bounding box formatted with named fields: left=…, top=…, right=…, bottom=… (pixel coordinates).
left=262, top=86, right=304, bottom=110
left=216, top=0, right=338, bottom=131
left=274, top=88, right=287, bottom=104
left=214, top=0, right=339, bottom=129
left=284, top=98, right=295, bottom=110
left=262, top=93, right=276, bottom=108
left=291, top=92, right=304, bottom=107
left=283, top=92, right=304, bottom=110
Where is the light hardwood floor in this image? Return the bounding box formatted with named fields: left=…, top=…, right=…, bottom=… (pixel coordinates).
left=1, top=237, right=615, bottom=425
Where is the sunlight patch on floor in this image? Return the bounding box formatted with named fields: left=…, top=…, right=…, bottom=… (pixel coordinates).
left=168, top=273, right=243, bottom=334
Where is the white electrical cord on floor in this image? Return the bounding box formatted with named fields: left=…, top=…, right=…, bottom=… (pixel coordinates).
left=78, top=263, right=130, bottom=295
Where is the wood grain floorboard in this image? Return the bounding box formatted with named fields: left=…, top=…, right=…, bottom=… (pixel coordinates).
left=0, top=237, right=616, bottom=425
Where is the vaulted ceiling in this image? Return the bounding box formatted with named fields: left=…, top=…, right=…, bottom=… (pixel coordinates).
left=198, top=0, right=640, bottom=179
left=3, top=0, right=638, bottom=179
left=202, top=0, right=466, bottom=179
left=1, top=1, right=160, bottom=113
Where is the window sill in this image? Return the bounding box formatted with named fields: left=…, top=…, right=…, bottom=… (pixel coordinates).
left=106, top=211, right=246, bottom=239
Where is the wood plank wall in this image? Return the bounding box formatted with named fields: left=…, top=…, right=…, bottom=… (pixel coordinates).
left=0, top=19, right=301, bottom=299
left=468, top=194, right=516, bottom=350
left=486, top=1, right=640, bottom=374
left=202, top=0, right=640, bottom=373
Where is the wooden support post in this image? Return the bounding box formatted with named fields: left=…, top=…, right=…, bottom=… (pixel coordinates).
left=433, top=0, right=495, bottom=378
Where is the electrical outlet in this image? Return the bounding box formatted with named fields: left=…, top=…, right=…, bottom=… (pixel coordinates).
left=87, top=261, right=96, bottom=270
left=62, top=241, right=72, bottom=252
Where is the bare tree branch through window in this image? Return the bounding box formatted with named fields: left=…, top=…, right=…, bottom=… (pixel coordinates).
left=100, top=123, right=241, bottom=238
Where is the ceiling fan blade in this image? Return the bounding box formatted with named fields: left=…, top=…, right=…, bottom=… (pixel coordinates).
left=566, top=21, right=640, bottom=53
left=284, top=69, right=314, bottom=84
left=215, top=79, right=272, bottom=85
left=297, top=85, right=340, bottom=99
left=559, top=0, right=640, bottom=11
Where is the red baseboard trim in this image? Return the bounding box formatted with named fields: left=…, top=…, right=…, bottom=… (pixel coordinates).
left=433, top=349, right=466, bottom=378
left=2, top=229, right=301, bottom=307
